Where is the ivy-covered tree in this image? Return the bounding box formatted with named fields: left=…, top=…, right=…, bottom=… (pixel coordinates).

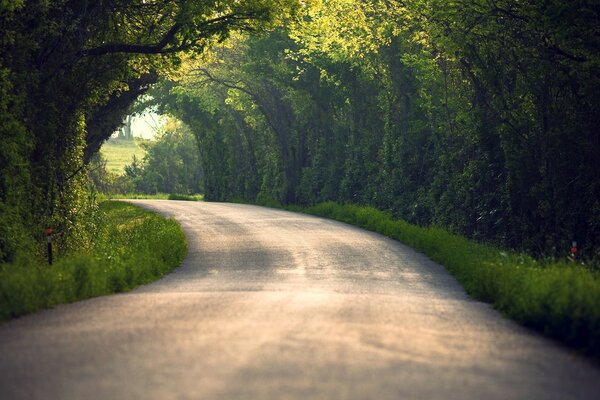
left=0, top=0, right=300, bottom=261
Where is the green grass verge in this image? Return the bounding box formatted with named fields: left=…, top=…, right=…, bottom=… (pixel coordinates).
left=0, top=201, right=187, bottom=320
left=289, top=201, right=600, bottom=358
left=103, top=193, right=203, bottom=201
left=167, top=194, right=204, bottom=201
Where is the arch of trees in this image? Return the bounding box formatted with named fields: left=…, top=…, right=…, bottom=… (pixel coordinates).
left=0, top=0, right=299, bottom=261
left=2, top=1, right=599, bottom=262
left=151, top=0, right=600, bottom=260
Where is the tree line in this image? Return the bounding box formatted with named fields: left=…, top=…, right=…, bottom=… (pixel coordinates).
left=88, top=119, right=203, bottom=196
left=0, top=0, right=298, bottom=262
left=1, top=1, right=599, bottom=263
left=151, top=0, right=600, bottom=261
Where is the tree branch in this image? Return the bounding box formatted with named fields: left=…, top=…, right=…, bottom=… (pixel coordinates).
left=80, top=12, right=265, bottom=57
left=84, top=72, right=159, bottom=163
left=81, top=23, right=182, bottom=56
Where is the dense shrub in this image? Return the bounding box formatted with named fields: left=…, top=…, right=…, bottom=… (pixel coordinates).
left=125, top=122, right=203, bottom=195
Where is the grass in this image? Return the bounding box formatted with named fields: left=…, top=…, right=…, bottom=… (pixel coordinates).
left=103, top=193, right=204, bottom=201
left=106, top=193, right=171, bottom=200
left=100, top=138, right=148, bottom=174
left=0, top=201, right=187, bottom=320
left=167, top=193, right=204, bottom=201
left=280, top=201, right=600, bottom=358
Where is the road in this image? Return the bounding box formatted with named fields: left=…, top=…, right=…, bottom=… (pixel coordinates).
left=1, top=201, right=599, bottom=399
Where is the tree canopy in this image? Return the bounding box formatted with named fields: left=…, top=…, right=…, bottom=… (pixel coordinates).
left=0, top=0, right=299, bottom=261
left=149, top=0, right=600, bottom=260
left=1, top=0, right=599, bottom=263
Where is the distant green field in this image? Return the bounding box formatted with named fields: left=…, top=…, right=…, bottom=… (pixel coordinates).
left=100, top=138, right=148, bottom=174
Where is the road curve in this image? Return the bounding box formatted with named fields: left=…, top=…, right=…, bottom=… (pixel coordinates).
left=1, top=201, right=599, bottom=399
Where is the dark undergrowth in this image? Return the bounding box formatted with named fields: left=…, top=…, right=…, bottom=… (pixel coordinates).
left=0, top=201, right=187, bottom=320
left=276, top=201, right=600, bottom=359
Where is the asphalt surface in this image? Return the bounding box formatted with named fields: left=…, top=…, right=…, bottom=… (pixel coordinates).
left=1, top=200, right=599, bottom=399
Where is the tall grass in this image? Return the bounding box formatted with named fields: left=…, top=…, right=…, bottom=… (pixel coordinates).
left=0, top=201, right=187, bottom=320
left=299, top=202, right=600, bottom=358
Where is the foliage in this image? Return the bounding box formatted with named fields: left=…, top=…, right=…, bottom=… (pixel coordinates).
left=2, top=0, right=599, bottom=356
left=297, top=202, right=600, bottom=358
left=125, top=119, right=204, bottom=195
left=0, top=0, right=300, bottom=262
left=153, top=1, right=600, bottom=262
left=0, top=201, right=186, bottom=320
left=88, top=152, right=136, bottom=195
left=89, top=118, right=203, bottom=197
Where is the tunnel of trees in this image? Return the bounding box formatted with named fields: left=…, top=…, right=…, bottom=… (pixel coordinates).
left=1, top=1, right=600, bottom=263
left=0, top=0, right=299, bottom=260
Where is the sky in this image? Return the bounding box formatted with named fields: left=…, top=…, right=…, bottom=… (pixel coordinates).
left=131, top=112, right=166, bottom=139
left=112, top=112, right=166, bottom=140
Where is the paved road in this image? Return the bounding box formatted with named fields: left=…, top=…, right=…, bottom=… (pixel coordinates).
left=1, top=201, right=599, bottom=399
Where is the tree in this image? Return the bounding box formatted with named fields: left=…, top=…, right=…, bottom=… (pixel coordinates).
left=126, top=119, right=203, bottom=195
left=0, top=0, right=301, bottom=261
left=150, top=0, right=600, bottom=261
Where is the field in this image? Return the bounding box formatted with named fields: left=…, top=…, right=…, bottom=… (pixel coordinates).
left=100, top=138, right=148, bottom=174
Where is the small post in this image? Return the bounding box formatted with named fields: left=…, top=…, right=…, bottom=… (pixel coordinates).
left=570, top=240, right=578, bottom=259
left=44, top=227, right=53, bottom=265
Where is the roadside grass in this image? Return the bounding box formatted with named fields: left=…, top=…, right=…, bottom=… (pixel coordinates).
left=167, top=194, right=204, bottom=201
left=281, top=201, right=600, bottom=358
left=106, top=193, right=170, bottom=200
left=103, top=193, right=203, bottom=201
left=0, top=201, right=187, bottom=320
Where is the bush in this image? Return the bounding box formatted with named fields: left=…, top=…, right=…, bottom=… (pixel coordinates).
left=0, top=201, right=187, bottom=320
left=124, top=121, right=204, bottom=195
